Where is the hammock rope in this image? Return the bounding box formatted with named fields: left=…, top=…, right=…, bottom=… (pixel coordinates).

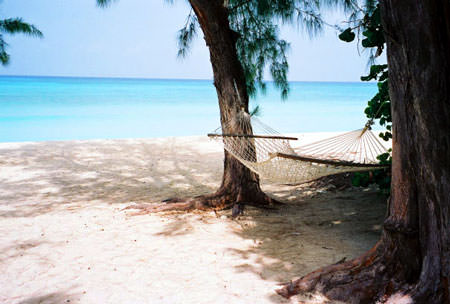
left=208, top=110, right=390, bottom=184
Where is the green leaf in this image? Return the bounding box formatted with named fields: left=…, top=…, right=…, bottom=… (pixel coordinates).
left=0, top=18, right=43, bottom=37
left=370, top=7, right=381, bottom=28
left=176, top=12, right=198, bottom=58
left=0, top=18, right=42, bottom=65
left=338, top=28, right=355, bottom=42
left=379, top=71, right=388, bottom=81
left=361, top=28, right=384, bottom=48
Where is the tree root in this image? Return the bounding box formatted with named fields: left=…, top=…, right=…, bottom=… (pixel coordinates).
left=275, top=226, right=449, bottom=304
left=124, top=189, right=281, bottom=216
left=275, top=242, right=411, bottom=303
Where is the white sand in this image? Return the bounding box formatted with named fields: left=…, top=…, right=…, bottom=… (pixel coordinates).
left=0, top=135, right=386, bottom=304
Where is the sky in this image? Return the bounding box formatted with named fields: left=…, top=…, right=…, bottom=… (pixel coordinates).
left=0, top=0, right=380, bottom=82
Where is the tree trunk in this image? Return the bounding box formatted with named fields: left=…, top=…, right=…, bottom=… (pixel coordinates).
left=277, top=1, right=450, bottom=303
left=379, top=1, right=450, bottom=301
left=130, top=0, right=277, bottom=214
left=189, top=0, right=277, bottom=210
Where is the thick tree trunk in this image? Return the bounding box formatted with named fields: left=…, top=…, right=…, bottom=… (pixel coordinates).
left=188, top=0, right=277, bottom=210
left=277, top=1, right=450, bottom=303
left=379, top=1, right=450, bottom=301
left=130, top=0, right=276, bottom=214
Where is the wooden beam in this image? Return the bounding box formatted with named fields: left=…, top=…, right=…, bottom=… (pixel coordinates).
left=207, top=133, right=298, bottom=141
left=272, top=152, right=391, bottom=168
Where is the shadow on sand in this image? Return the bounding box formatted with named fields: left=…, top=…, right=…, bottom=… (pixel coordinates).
left=0, top=139, right=386, bottom=303
left=0, top=138, right=222, bottom=218
left=18, top=289, right=81, bottom=304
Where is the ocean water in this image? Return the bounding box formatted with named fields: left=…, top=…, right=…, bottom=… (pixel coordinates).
left=0, top=76, right=377, bottom=142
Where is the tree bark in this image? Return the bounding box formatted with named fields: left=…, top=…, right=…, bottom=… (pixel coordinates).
left=190, top=0, right=274, bottom=205
left=130, top=0, right=277, bottom=214
left=277, top=1, right=450, bottom=303
left=380, top=1, right=450, bottom=301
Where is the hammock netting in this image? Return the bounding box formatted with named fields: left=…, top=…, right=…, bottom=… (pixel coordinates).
left=208, top=111, right=389, bottom=184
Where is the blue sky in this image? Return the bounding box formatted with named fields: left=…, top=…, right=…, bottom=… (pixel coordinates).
left=0, top=0, right=379, bottom=81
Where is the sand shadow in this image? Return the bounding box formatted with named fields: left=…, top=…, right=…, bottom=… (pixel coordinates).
left=0, top=139, right=387, bottom=303
left=224, top=182, right=387, bottom=302
left=18, top=288, right=81, bottom=304
left=153, top=216, right=195, bottom=237
left=0, top=138, right=222, bottom=218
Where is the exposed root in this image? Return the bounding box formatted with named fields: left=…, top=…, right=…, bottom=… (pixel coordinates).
left=275, top=220, right=448, bottom=304
left=275, top=242, right=403, bottom=303
left=123, top=189, right=281, bottom=216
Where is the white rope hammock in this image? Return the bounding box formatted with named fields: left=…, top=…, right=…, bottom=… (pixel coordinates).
left=208, top=111, right=390, bottom=184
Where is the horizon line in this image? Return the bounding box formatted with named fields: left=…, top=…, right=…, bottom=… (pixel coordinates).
left=0, top=74, right=367, bottom=84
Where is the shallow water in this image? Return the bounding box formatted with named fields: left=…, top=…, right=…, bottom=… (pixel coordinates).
left=0, top=76, right=377, bottom=142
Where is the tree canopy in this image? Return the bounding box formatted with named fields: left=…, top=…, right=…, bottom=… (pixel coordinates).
left=99, top=0, right=348, bottom=99
left=175, top=0, right=339, bottom=99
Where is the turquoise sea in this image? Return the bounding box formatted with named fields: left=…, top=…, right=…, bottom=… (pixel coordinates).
left=0, top=76, right=377, bottom=142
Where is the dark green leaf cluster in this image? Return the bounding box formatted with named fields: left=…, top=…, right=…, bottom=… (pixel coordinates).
left=338, top=3, right=391, bottom=142
left=352, top=149, right=391, bottom=195
left=338, top=28, right=355, bottom=42
left=361, top=63, right=391, bottom=141
left=360, top=63, right=387, bottom=81
left=363, top=66, right=391, bottom=141
left=360, top=6, right=384, bottom=54
left=0, top=18, right=43, bottom=65
left=338, top=2, right=392, bottom=194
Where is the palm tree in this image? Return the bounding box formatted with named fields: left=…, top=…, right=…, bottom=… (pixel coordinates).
left=0, top=17, right=42, bottom=65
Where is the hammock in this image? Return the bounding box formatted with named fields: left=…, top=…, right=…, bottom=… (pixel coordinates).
left=208, top=111, right=390, bottom=184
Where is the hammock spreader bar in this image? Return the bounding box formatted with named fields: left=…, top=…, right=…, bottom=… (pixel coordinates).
left=207, top=133, right=298, bottom=141
left=271, top=152, right=390, bottom=168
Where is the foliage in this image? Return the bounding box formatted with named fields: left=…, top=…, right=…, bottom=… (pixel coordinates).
left=174, top=0, right=329, bottom=100
left=0, top=18, right=43, bottom=65
left=229, top=3, right=290, bottom=98
left=362, top=63, right=391, bottom=141
left=176, top=10, right=198, bottom=59
left=97, top=0, right=318, bottom=99
left=338, top=2, right=392, bottom=194
left=352, top=149, right=391, bottom=195
left=96, top=0, right=353, bottom=102
left=338, top=28, right=355, bottom=42
left=337, top=4, right=391, bottom=138
left=96, top=0, right=116, bottom=8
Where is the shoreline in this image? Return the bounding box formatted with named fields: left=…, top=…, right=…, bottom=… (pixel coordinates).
left=0, top=130, right=377, bottom=145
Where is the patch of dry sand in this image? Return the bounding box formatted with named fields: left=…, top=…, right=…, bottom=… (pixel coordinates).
left=0, top=136, right=386, bottom=303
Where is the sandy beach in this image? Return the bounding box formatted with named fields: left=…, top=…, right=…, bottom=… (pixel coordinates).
left=0, top=135, right=386, bottom=304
